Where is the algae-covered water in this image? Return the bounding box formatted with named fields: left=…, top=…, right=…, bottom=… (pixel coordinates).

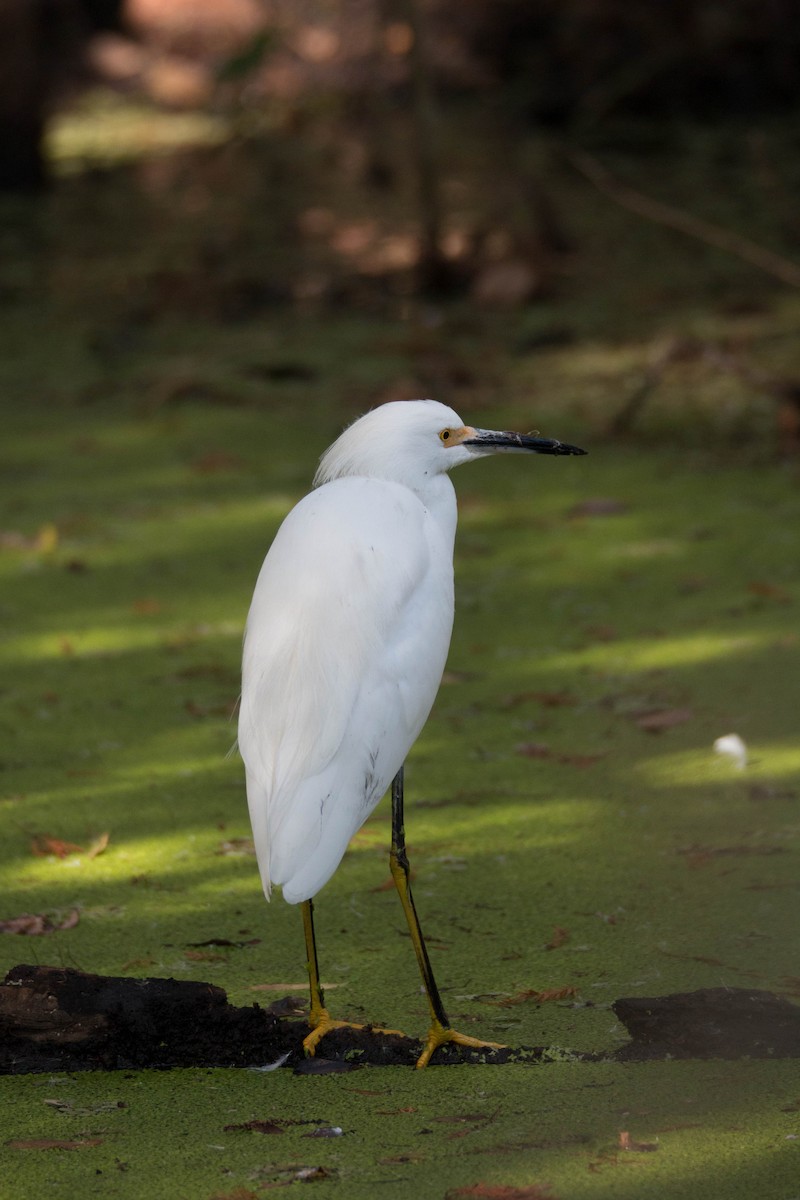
left=2, top=319, right=798, bottom=1196
left=2, top=1060, right=798, bottom=1198
left=1, top=103, right=799, bottom=1196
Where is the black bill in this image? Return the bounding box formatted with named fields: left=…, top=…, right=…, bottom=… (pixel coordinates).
left=464, top=429, right=587, bottom=456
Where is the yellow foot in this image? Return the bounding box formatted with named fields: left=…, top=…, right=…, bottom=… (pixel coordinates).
left=303, top=1008, right=406, bottom=1057
left=416, top=1019, right=505, bottom=1069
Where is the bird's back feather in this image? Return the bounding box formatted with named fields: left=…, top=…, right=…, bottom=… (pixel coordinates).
left=238, top=475, right=456, bottom=903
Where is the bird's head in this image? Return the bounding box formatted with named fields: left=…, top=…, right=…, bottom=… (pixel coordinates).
left=313, top=399, right=586, bottom=490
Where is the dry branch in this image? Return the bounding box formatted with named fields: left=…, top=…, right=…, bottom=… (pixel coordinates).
left=607, top=333, right=800, bottom=446
left=565, top=147, right=800, bottom=288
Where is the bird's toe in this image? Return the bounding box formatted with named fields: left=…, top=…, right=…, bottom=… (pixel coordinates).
left=415, top=1020, right=505, bottom=1068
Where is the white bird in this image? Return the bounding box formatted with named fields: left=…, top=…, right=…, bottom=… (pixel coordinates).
left=238, top=399, right=586, bottom=1067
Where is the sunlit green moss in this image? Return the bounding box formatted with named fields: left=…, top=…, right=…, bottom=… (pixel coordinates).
left=47, top=90, right=231, bottom=174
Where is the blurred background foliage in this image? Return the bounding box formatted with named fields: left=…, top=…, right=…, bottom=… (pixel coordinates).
left=1, top=0, right=800, bottom=446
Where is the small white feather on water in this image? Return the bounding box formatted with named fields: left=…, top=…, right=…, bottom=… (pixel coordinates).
left=713, top=733, right=748, bottom=770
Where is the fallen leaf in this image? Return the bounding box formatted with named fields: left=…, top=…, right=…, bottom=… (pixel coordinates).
left=0, top=913, right=47, bottom=935
left=190, top=451, right=244, bottom=474
left=747, top=580, right=792, bottom=603
left=635, top=707, right=692, bottom=732
left=545, top=925, right=570, bottom=951
left=558, top=753, right=606, bottom=768
left=185, top=949, right=227, bottom=962
left=619, top=1130, right=659, bottom=1153
left=30, top=835, right=85, bottom=859
left=0, top=909, right=79, bottom=935
left=132, top=597, right=161, bottom=615
left=516, top=744, right=604, bottom=767
left=86, top=832, right=110, bottom=859
left=434, top=1113, right=496, bottom=1126
left=441, top=670, right=477, bottom=685
left=223, top=1119, right=285, bottom=1135
left=488, top=986, right=578, bottom=1008
left=537, top=984, right=579, bottom=1001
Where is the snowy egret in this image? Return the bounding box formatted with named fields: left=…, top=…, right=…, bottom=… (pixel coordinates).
left=239, top=399, right=586, bottom=1067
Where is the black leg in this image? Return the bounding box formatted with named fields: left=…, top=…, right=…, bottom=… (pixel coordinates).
left=389, top=765, right=504, bottom=1067
left=390, top=765, right=450, bottom=1029
left=300, top=896, right=404, bottom=1057
left=301, top=897, right=327, bottom=1028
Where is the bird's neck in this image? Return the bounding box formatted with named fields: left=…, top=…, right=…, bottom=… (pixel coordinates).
left=411, top=473, right=458, bottom=541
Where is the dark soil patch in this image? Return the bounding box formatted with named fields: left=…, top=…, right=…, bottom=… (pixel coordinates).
left=2, top=966, right=798, bottom=1074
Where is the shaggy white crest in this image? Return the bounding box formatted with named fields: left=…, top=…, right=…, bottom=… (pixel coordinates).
left=313, top=399, right=473, bottom=490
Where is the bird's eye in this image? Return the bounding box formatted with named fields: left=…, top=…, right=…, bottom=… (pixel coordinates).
left=439, top=429, right=452, bottom=443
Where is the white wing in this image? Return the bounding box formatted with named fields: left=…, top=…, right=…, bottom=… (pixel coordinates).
left=238, top=476, right=456, bottom=903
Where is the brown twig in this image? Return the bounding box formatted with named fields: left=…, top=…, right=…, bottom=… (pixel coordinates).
left=607, top=335, right=696, bottom=436
left=564, top=147, right=800, bottom=288
left=608, top=333, right=800, bottom=450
